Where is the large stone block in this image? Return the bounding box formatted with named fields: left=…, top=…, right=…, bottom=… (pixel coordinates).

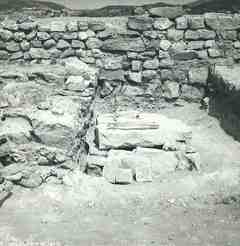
left=127, top=17, right=153, bottom=31
left=172, top=50, right=199, bottom=61
left=181, top=84, right=205, bottom=102
left=204, top=13, right=240, bottom=30
left=134, top=147, right=178, bottom=177
left=185, top=30, right=216, bottom=40
left=96, top=111, right=191, bottom=150
left=115, top=168, right=133, bottom=184
left=102, top=37, right=145, bottom=52
left=107, top=150, right=152, bottom=182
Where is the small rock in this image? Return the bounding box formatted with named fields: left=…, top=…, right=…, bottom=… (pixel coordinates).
left=0, top=29, right=13, bottom=41
left=185, top=152, right=201, bottom=171
left=132, top=60, right=142, bottom=72
left=18, top=22, right=37, bottom=31
left=67, top=21, right=78, bottom=32
left=20, top=40, right=30, bottom=51
left=27, top=31, right=37, bottom=41
left=6, top=41, right=20, bottom=52
left=153, top=18, right=174, bottom=30
left=65, top=75, right=90, bottom=91
left=188, top=15, right=205, bottom=29
left=56, top=40, right=70, bottom=50
left=127, top=72, right=142, bottom=83
left=5, top=172, right=23, bottom=182
left=18, top=172, right=43, bottom=188
left=78, top=21, right=88, bottom=31
left=37, top=32, right=51, bottom=41
left=176, top=16, right=188, bottom=30
left=78, top=31, right=88, bottom=41
left=163, top=80, right=180, bottom=99
left=43, top=39, right=56, bottom=49
left=167, top=29, right=184, bottom=42
left=159, top=39, right=172, bottom=51
left=208, top=48, right=222, bottom=58
left=71, top=40, right=85, bottom=49
left=102, top=56, right=123, bottom=70
left=143, top=58, right=159, bottom=70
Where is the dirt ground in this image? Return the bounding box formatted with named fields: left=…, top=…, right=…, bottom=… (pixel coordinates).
left=0, top=102, right=240, bottom=246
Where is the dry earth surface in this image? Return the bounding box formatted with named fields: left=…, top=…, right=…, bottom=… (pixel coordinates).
left=0, top=102, right=240, bottom=246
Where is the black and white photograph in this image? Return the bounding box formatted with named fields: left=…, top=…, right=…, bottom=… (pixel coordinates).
left=0, top=0, right=240, bottom=245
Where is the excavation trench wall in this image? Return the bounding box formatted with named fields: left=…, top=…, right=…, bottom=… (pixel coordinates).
left=1, top=12, right=240, bottom=190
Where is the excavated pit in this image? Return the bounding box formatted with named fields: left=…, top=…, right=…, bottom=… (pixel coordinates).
left=1, top=11, right=240, bottom=194
left=0, top=10, right=240, bottom=245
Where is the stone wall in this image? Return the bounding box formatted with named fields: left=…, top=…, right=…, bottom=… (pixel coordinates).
left=1, top=13, right=240, bottom=104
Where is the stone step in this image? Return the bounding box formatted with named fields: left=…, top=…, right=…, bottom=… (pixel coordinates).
left=96, top=111, right=192, bottom=150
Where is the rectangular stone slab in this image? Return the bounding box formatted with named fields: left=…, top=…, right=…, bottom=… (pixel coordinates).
left=96, top=111, right=191, bottom=150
